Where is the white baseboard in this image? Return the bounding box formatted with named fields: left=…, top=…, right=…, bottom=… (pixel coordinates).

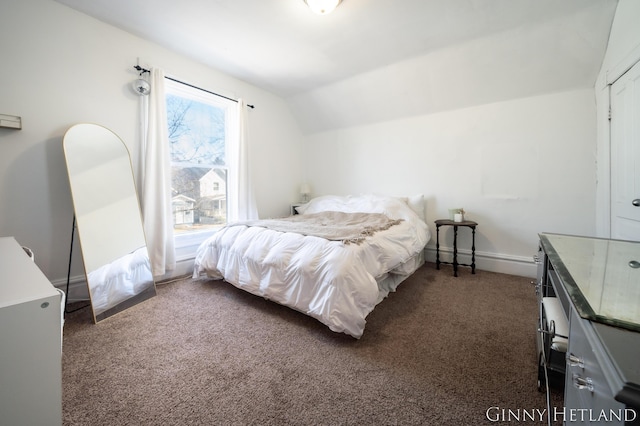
left=154, top=258, right=195, bottom=283
left=424, top=246, right=536, bottom=278
left=51, top=275, right=89, bottom=302
left=51, top=251, right=535, bottom=303
left=51, top=258, right=198, bottom=302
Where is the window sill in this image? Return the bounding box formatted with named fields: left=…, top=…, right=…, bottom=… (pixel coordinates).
left=174, top=229, right=216, bottom=262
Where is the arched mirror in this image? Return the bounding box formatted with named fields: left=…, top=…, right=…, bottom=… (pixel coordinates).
left=63, top=123, right=156, bottom=322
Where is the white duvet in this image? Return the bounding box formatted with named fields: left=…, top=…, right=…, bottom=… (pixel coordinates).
left=87, top=247, right=154, bottom=316
left=193, top=194, right=430, bottom=338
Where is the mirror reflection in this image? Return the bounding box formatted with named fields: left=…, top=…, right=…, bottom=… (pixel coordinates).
left=63, top=123, right=156, bottom=322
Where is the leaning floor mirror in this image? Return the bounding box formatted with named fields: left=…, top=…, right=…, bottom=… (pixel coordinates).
left=63, top=123, right=156, bottom=322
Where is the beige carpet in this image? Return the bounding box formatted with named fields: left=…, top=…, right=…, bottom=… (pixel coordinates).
left=62, top=263, right=563, bottom=425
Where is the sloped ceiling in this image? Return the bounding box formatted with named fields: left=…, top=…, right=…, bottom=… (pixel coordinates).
left=54, top=0, right=618, bottom=132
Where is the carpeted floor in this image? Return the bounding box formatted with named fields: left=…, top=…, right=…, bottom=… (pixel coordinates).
left=62, top=263, right=563, bottom=425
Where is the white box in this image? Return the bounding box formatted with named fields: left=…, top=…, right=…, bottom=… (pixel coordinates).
left=0, top=114, right=22, bottom=129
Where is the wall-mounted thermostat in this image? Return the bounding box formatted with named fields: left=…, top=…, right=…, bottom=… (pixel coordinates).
left=0, top=114, right=22, bottom=130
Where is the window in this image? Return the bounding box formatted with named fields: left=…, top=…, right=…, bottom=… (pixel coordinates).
left=164, top=78, right=238, bottom=248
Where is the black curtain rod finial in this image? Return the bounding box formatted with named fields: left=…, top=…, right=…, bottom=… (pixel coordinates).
left=134, top=65, right=150, bottom=75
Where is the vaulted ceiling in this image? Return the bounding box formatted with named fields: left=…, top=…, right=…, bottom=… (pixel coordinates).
left=54, top=0, right=618, bottom=132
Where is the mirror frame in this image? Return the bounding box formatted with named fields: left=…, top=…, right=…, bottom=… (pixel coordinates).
left=63, top=123, right=156, bottom=322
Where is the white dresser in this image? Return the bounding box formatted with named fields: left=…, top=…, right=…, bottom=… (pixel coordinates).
left=0, top=237, right=62, bottom=426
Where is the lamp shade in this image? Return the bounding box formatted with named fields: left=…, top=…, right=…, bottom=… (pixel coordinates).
left=304, top=0, right=342, bottom=15
left=300, top=183, right=311, bottom=195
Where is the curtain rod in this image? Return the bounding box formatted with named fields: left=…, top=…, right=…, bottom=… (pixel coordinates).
left=133, top=65, right=255, bottom=109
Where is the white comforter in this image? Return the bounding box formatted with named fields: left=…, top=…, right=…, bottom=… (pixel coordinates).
left=87, top=247, right=154, bottom=316
left=193, top=194, right=430, bottom=338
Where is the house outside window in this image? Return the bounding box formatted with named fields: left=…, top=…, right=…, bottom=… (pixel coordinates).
left=164, top=78, right=238, bottom=255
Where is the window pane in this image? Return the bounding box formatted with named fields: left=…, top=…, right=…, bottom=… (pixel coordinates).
left=172, top=166, right=227, bottom=233
left=165, top=79, right=234, bottom=234
left=166, top=94, right=226, bottom=166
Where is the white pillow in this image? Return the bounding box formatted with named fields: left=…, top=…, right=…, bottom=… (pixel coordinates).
left=393, top=195, right=425, bottom=221
left=297, top=193, right=425, bottom=223
left=407, top=194, right=425, bottom=222
left=294, top=195, right=345, bottom=215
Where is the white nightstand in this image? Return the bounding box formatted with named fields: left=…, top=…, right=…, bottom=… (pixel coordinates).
left=290, top=202, right=307, bottom=215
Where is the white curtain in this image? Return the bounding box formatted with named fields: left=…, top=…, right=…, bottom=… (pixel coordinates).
left=141, top=68, right=176, bottom=276
left=227, top=99, right=258, bottom=222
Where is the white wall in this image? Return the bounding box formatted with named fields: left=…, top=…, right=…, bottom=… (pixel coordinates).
left=291, top=2, right=618, bottom=278
left=303, top=89, right=598, bottom=277
left=595, top=0, right=640, bottom=238
left=0, top=0, right=304, bottom=286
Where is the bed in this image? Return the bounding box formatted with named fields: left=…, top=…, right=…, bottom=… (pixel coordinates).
left=193, top=194, right=431, bottom=338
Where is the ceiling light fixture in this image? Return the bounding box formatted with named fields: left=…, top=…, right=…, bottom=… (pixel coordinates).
left=304, top=0, right=342, bottom=15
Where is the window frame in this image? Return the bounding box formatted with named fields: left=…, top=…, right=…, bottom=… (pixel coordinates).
left=163, top=77, right=238, bottom=260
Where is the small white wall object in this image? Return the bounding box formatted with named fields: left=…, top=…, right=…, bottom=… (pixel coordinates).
left=0, top=114, right=22, bottom=129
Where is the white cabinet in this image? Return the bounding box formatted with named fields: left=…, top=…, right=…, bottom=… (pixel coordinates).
left=0, top=237, right=62, bottom=426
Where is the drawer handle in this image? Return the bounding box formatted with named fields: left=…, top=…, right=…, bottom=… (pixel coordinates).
left=567, top=353, right=584, bottom=368
left=530, top=280, right=541, bottom=295
left=573, top=374, right=594, bottom=392
left=630, top=260, right=640, bottom=269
